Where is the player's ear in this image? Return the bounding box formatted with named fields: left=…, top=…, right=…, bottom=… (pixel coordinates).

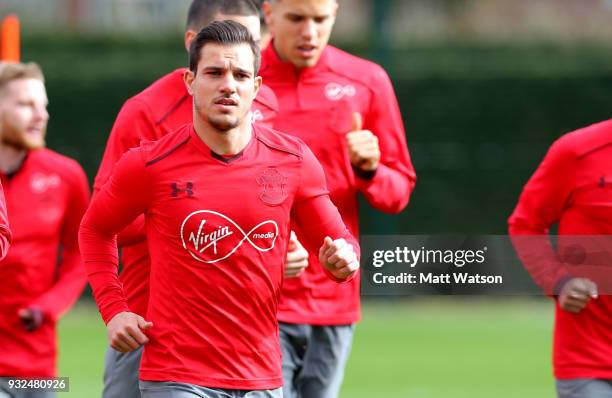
left=184, top=30, right=197, bottom=52
left=183, top=69, right=195, bottom=95
left=263, top=2, right=273, bottom=28
left=253, top=76, right=262, bottom=97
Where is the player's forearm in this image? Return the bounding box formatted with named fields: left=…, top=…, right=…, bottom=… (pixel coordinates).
left=509, top=221, right=571, bottom=295
left=79, top=217, right=130, bottom=323
left=28, top=249, right=87, bottom=322
left=295, top=195, right=360, bottom=282
left=355, top=163, right=416, bottom=214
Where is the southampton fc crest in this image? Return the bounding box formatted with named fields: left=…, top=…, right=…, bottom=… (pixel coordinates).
left=257, top=168, right=287, bottom=205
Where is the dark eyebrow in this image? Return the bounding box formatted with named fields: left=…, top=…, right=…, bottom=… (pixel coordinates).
left=203, top=66, right=225, bottom=72
left=234, top=67, right=252, bottom=76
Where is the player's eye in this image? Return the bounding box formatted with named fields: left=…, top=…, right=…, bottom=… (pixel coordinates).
left=287, top=14, right=304, bottom=23
left=314, top=16, right=329, bottom=24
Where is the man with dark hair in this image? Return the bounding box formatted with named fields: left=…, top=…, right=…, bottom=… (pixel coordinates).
left=81, top=20, right=359, bottom=398
left=0, top=62, right=89, bottom=396
left=509, top=119, right=612, bottom=398
left=261, top=0, right=416, bottom=397
left=0, top=181, right=10, bottom=260
left=94, top=2, right=308, bottom=397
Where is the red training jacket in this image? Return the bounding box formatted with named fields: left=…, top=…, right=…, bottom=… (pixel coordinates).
left=93, top=68, right=278, bottom=317
left=509, top=119, right=612, bottom=379
left=260, top=43, right=416, bottom=325
left=80, top=124, right=358, bottom=389
left=0, top=149, right=89, bottom=377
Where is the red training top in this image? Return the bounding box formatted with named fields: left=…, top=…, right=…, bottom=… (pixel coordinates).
left=509, top=119, right=612, bottom=379
left=94, top=68, right=278, bottom=317
left=81, top=123, right=358, bottom=390
left=0, top=181, right=11, bottom=260
left=0, top=149, right=89, bottom=377
left=260, top=43, right=416, bottom=325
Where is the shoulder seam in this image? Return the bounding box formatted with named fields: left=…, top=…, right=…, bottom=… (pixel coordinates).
left=145, top=135, right=191, bottom=167
left=577, top=141, right=612, bottom=159
left=255, top=135, right=303, bottom=159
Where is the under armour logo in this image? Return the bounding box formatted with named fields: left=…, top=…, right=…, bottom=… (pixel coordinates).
left=171, top=182, right=194, bottom=197
left=599, top=176, right=610, bottom=188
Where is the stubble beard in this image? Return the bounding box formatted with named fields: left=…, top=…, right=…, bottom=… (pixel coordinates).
left=0, top=122, right=46, bottom=150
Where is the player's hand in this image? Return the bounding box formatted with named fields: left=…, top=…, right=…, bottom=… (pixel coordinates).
left=107, top=311, right=153, bottom=353
left=285, top=231, right=309, bottom=278
left=18, top=306, right=44, bottom=332
left=346, top=112, right=380, bottom=172
left=559, top=278, right=598, bottom=314
left=319, top=237, right=359, bottom=280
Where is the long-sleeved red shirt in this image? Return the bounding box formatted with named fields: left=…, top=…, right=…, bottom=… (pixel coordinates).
left=0, top=149, right=89, bottom=377
left=93, top=68, right=278, bottom=318
left=260, top=43, right=416, bottom=325
left=0, top=181, right=11, bottom=260
left=509, top=119, right=612, bottom=379
left=80, top=123, right=358, bottom=390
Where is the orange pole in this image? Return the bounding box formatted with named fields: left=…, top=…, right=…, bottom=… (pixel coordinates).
left=1, top=14, right=21, bottom=63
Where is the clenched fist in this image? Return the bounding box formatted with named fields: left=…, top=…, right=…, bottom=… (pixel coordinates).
left=559, top=278, right=598, bottom=314
left=285, top=231, right=309, bottom=278
left=107, top=311, right=153, bottom=352
left=319, top=237, right=359, bottom=280
left=346, top=112, right=380, bottom=172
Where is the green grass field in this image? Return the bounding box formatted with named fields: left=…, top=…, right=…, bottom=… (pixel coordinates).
left=58, top=298, right=555, bottom=397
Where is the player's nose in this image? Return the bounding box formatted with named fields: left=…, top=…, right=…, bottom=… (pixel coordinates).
left=35, top=105, right=49, bottom=122
left=218, top=73, right=237, bottom=94
left=300, top=19, right=317, bottom=41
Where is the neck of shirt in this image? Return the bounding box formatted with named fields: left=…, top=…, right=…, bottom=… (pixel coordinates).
left=0, top=145, right=28, bottom=176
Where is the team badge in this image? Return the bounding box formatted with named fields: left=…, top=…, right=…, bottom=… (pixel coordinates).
left=257, top=168, right=287, bottom=205
left=325, top=82, right=356, bottom=101
left=31, top=173, right=61, bottom=193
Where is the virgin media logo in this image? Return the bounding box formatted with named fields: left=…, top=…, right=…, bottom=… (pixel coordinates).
left=180, top=210, right=279, bottom=264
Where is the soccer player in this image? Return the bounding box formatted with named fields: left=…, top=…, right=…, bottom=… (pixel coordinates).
left=0, top=62, right=89, bottom=394
left=94, top=2, right=310, bottom=397
left=261, top=1, right=417, bottom=396
left=0, top=181, right=10, bottom=260
left=509, top=119, right=612, bottom=398
left=80, top=20, right=359, bottom=398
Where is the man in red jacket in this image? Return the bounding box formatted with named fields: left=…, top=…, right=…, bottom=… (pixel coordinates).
left=81, top=20, right=359, bottom=398
left=509, top=119, right=612, bottom=397
left=0, top=181, right=11, bottom=260
left=94, top=1, right=308, bottom=397
left=261, top=1, right=416, bottom=397
left=0, top=62, right=89, bottom=394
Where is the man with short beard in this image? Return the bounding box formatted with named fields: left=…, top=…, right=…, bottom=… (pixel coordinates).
left=0, top=181, right=10, bottom=260
left=94, top=2, right=309, bottom=396
left=0, top=62, right=89, bottom=396
left=80, top=20, right=359, bottom=398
